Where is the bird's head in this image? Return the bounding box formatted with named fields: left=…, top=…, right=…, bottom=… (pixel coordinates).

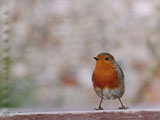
left=93, top=52, right=115, bottom=70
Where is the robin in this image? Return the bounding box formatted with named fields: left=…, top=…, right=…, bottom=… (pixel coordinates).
left=92, top=52, right=128, bottom=110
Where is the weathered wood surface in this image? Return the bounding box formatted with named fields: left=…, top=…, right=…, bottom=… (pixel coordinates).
left=0, top=109, right=160, bottom=120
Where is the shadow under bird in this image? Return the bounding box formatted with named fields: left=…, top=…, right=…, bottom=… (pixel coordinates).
left=92, top=52, right=128, bottom=110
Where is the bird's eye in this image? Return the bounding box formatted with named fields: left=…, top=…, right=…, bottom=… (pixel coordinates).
left=105, top=57, right=109, bottom=61
left=93, top=57, right=99, bottom=61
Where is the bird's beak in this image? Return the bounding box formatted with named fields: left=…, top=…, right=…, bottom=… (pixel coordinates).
left=93, top=57, right=98, bottom=61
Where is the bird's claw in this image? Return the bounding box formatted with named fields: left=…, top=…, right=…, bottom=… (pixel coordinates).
left=95, top=107, right=104, bottom=110
left=118, top=106, right=128, bottom=110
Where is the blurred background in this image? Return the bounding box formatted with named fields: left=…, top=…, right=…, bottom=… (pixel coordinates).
left=0, top=0, right=160, bottom=111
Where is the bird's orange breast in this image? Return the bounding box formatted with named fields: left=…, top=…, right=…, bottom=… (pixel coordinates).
left=93, top=60, right=120, bottom=90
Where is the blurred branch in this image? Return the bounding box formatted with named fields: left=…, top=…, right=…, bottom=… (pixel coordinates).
left=133, top=40, right=160, bottom=103
left=0, top=7, right=11, bottom=107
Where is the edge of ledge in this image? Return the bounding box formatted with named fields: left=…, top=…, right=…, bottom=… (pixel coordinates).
left=1, top=108, right=160, bottom=117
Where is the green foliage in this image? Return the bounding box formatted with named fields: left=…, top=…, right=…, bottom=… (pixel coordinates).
left=0, top=46, right=36, bottom=108
left=0, top=45, right=11, bottom=107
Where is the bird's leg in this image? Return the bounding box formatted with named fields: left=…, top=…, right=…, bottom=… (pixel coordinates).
left=95, top=98, right=104, bottom=110
left=118, top=98, right=128, bottom=109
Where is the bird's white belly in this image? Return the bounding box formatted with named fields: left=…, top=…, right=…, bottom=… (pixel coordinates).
left=94, top=84, right=124, bottom=100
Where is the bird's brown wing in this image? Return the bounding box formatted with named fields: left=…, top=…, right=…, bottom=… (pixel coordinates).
left=92, top=73, right=94, bottom=82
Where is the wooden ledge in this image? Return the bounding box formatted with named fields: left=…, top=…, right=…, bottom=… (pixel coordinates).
left=1, top=109, right=160, bottom=120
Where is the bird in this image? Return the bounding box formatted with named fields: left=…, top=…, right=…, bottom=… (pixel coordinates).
left=92, top=52, right=128, bottom=110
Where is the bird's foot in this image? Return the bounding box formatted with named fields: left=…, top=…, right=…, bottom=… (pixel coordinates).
left=95, top=106, right=104, bottom=110
left=118, top=106, right=128, bottom=110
